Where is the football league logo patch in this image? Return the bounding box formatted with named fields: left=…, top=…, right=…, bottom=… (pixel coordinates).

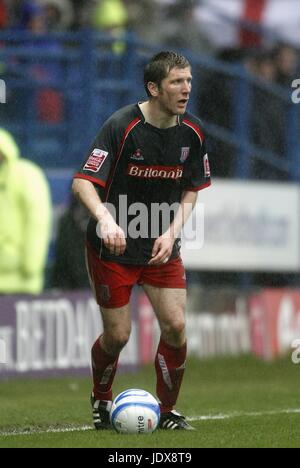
left=84, top=149, right=108, bottom=173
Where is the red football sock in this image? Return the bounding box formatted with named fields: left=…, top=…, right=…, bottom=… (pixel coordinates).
left=91, top=337, right=119, bottom=401
left=155, top=338, right=187, bottom=413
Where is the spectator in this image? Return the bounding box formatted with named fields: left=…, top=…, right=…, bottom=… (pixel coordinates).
left=125, top=0, right=165, bottom=44
left=0, top=0, right=8, bottom=29
left=37, top=0, right=74, bottom=31
left=0, top=128, right=51, bottom=295
left=159, top=0, right=213, bottom=55
left=13, top=3, right=66, bottom=123
left=52, top=196, right=89, bottom=290
left=69, top=0, right=91, bottom=30
left=9, top=0, right=42, bottom=31
left=91, top=0, right=128, bottom=54
left=91, top=0, right=128, bottom=32
left=197, top=49, right=244, bottom=177
left=246, top=49, right=285, bottom=179
left=274, top=43, right=300, bottom=87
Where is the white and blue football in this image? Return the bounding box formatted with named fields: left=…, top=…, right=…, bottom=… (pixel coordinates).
left=110, top=389, right=160, bottom=434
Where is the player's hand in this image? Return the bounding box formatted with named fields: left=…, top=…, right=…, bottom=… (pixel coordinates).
left=99, top=213, right=126, bottom=256
left=148, top=233, right=175, bottom=266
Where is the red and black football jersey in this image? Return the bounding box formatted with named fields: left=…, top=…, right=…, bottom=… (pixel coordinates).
left=74, top=103, right=211, bottom=265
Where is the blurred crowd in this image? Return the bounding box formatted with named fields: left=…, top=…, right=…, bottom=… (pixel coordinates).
left=1, top=0, right=300, bottom=52
left=198, top=43, right=300, bottom=178
left=0, top=0, right=198, bottom=37
left=1, top=0, right=299, bottom=180
left=1, top=2, right=299, bottom=188
left=0, top=0, right=299, bottom=82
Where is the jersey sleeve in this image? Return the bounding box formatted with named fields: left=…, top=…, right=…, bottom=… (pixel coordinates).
left=183, top=138, right=212, bottom=192
left=73, top=119, right=119, bottom=189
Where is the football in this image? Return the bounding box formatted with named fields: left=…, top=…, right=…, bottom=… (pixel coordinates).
left=110, top=389, right=160, bottom=434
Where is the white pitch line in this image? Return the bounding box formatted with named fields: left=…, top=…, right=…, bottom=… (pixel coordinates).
left=187, top=408, right=300, bottom=422
left=1, top=409, right=300, bottom=437
left=0, top=425, right=93, bottom=437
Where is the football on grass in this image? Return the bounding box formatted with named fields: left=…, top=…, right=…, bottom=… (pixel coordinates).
left=110, top=389, right=160, bottom=434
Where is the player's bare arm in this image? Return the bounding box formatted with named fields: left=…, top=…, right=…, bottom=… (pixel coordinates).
left=72, top=178, right=126, bottom=256
left=149, top=191, right=198, bottom=265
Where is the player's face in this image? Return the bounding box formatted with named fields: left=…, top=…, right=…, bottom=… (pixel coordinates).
left=157, top=67, right=192, bottom=115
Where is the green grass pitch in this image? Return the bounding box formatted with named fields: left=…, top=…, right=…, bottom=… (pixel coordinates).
left=0, top=356, right=299, bottom=448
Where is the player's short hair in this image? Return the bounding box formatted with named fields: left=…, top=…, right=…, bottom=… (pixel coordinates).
left=144, top=51, right=191, bottom=97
